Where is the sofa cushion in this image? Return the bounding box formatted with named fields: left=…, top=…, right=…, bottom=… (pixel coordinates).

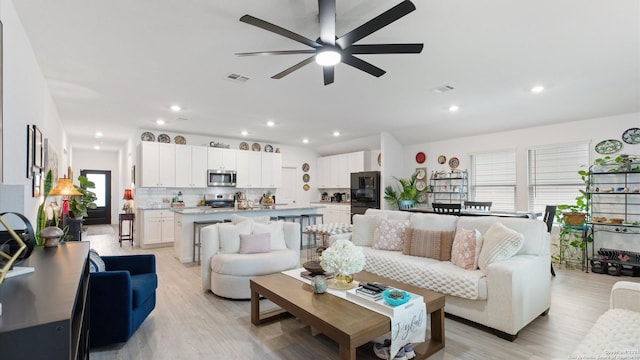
left=352, top=214, right=387, bottom=246
left=365, top=208, right=411, bottom=220
left=89, top=249, right=106, bottom=272
left=130, top=273, right=158, bottom=308
left=409, top=213, right=458, bottom=231
left=571, top=308, right=640, bottom=358
left=372, top=218, right=409, bottom=251
left=239, top=233, right=271, bottom=254
left=230, top=214, right=271, bottom=224
left=218, top=220, right=253, bottom=253
left=457, top=216, right=546, bottom=256
left=477, top=222, right=524, bottom=273
left=450, top=228, right=483, bottom=270
left=252, top=221, right=287, bottom=250
left=403, top=228, right=454, bottom=261
left=210, top=249, right=299, bottom=276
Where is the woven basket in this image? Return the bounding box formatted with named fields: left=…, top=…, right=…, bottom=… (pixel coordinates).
left=563, top=212, right=586, bottom=226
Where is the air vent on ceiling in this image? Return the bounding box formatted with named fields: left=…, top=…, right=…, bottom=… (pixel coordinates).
left=226, top=73, right=250, bottom=83
left=433, top=85, right=455, bottom=93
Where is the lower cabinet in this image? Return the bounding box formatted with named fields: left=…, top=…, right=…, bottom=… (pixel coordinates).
left=139, top=209, right=174, bottom=248
left=321, top=204, right=351, bottom=224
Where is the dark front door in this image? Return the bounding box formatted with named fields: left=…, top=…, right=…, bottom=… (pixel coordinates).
left=81, top=169, right=111, bottom=225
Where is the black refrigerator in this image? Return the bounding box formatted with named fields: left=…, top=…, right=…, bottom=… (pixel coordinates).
left=351, top=171, right=381, bottom=217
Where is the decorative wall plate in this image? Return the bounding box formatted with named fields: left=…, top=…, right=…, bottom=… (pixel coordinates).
left=174, top=135, right=186, bottom=145
left=157, top=134, right=170, bottom=143
left=437, top=155, right=446, bottom=164
left=449, top=157, right=460, bottom=169
left=417, top=193, right=427, bottom=204
left=416, top=180, right=426, bottom=191
left=415, top=152, right=426, bottom=164
left=251, top=142, right=261, bottom=151
left=141, top=132, right=155, bottom=142
left=377, top=153, right=382, bottom=166
left=415, top=167, right=426, bottom=180
left=264, top=144, right=274, bottom=152
left=239, top=142, right=249, bottom=150
left=622, top=128, right=640, bottom=144
left=303, top=174, right=310, bottom=183
left=595, top=139, right=622, bottom=154
left=302, top=163, right=310, bottom=172
left=303, top=184, right=310, bottom=191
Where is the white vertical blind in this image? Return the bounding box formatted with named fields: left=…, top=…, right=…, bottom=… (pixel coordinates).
left=528, top=143, right=590, bottom=213
left=470, top=151, right=516, bottom=211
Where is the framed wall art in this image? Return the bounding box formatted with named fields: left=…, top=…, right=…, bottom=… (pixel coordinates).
left=44, top=138, right=59, bottom=181
left=26, top=125, right=34, bottom=178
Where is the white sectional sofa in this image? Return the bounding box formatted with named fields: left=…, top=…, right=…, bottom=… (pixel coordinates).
left=333, top=209, right=551, bottom=340
left=572, top=281, right=640, bottom=357
left=200, top=217, right=301, bottom=299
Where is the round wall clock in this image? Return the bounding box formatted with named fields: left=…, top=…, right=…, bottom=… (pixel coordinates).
left=415, top=152, right=426, bottom=164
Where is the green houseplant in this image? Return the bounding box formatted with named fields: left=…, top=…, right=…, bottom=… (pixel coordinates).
left=68, top=175, right=98, bottom=219
left=384, top=172, right=419, bottom=210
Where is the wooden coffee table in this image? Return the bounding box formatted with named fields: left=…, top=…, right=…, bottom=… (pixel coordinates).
left=250, top=271, right=445, bottom=360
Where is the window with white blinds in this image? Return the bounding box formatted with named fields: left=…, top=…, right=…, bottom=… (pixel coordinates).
left=528, top=143, right=590, bottom=214
left=470, top=151, right=516, bottom=211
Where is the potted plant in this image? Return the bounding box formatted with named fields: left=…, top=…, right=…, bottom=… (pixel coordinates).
left=68, top=175, right=98, bottom=219
left=384, top=172, right=419, bottom=210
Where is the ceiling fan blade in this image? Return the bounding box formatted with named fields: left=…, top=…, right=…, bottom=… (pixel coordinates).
left=271, top=56, right=316, bottom=79
left=349, top=43, right=423, bottom=54
left=336, top=1, right=416, bottom=49
left=323, top=66, right=335, bottom=85
left=341, top=55, right=386, bottom=77
left=240, top=15, right=320, bottom=49
left=318, top=0, right=336, bottom=45
left=236, top=50, right=316, bottom=57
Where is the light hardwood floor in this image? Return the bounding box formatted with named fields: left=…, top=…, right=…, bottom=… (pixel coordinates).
left=87, top=227, right=638, bottom=360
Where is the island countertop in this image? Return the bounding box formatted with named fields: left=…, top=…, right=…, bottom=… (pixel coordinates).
left=171, top=204, right=324, bottom=215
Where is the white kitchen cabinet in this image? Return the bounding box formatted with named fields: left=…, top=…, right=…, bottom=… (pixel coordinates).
left=236, top=151, right=262, bottom=188
left=317, top=156, right=331, bottom=188
left=175, top=145, right=207, bottom=188
left=347, top=151, right=365, bottom=175
left=261, top=152, right=282, bottom=188
left=320, top=204, right=351, bottom=224
left=139, top=142, right=176, bottom=187
left=207, top=147, right=236, bottom=171
left=139, top=209, right=174, bottom=248
left=332, top=155, right=349, bottom=188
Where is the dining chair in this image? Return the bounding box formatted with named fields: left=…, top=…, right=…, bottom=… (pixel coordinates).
left=463, top=201, right=493, bottom=211
left=543, top=205, right=557, bottom=276
left=432, top=203, right=462, bottom=214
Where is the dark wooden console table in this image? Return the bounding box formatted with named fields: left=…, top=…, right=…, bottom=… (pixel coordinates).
left=0, top=242, right=90, bottom=360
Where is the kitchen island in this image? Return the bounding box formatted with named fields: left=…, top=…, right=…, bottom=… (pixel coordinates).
left=172, top=204, right=324, bottom=263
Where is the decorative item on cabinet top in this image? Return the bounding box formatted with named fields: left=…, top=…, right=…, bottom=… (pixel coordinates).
left=239, top=142, right=249, bottom=150
left=157, top=134, right=170, bottom=143
left=174, top=135, right=186, bottom=145
left=210, top=141, right=230, bottom=148
left=252, top=143, right=261, bottom=151
left=141, top=132, right=155, bottom=142
left=264, top=144, right=274, bottom=152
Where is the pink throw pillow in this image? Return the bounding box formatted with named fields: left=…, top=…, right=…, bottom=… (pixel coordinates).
left=450, top=228, right=483, bottom=270
left=372, top=218, right=410, bottom=251
left=238, top=233, right=271, bottom=254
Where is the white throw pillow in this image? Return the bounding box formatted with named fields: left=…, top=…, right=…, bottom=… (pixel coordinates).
left=477, top=222, right=525, bottom=274
left=230, top=214, right=271, bottom=224
left=252, top=221, right=287, bottom=250
left=352, top=214, right=387, bottom=246
left=218, top=220, right=253, bottom=253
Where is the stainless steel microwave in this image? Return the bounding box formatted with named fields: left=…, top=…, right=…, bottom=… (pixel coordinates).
left=207, top=170, right=236, bottom=187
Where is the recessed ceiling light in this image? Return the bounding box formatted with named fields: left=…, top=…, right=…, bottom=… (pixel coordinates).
left=449, top=105, right=459, bottom=112
left=241, top=130, right=248, bottom=136
left=95, top=132, right=103, bottom=138
left=303, top=138, right=309, bottom=144
left=333, top=131, right=340, bottom=137
left=266, top=120, right=275, bottom=127
left=170, top=104, right=181, bottom=112
left=531, top=85, right=545, bottom=93
left=94, top=145, right=100, bottom=150
left=156, top=119, right=165, bottom=125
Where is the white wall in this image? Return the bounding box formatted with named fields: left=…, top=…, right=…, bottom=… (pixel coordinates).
left=1, top=0, right=68, bottom=224
left=71, top=148, right=120, bottom=224
left=380, top=132, right=404, bottom=210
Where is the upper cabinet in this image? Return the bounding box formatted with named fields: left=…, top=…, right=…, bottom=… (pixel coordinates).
left=261, top=152, right=282, bottom=188
left=139, top=142, right=176, bottom=187
left=207, top=147, right=237, bottom=171
left=175, top=145, right=207, bottom=188
left=317, top=151, right=365, bottom=189
left=236, top=151, right=262, bottom=188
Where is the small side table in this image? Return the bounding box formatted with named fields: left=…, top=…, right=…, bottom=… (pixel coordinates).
left=119, top=213, right=135, bottom=247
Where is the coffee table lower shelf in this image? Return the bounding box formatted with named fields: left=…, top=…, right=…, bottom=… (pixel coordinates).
left=250, top=271, right=445, bottom=360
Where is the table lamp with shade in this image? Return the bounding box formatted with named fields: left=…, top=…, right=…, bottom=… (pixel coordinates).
left=123, top=189, right=134, bottom=213
left=48, top=176, right=82, bottom=220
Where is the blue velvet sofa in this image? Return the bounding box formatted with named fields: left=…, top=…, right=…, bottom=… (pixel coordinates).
left=89, top=254, right=157, bottom=347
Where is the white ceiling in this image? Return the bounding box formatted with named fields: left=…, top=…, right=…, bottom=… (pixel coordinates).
left=12, top=0, right=640, bottom=152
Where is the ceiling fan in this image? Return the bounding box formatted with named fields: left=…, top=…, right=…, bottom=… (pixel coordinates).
left=236, top=0, right=423, bottom=85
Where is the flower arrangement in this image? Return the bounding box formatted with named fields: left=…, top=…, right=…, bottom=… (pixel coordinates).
left=320, top=239, right=366, bottom=276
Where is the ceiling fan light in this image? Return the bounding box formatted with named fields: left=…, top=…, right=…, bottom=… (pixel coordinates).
left=315, top=50, right=341, bottom=66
